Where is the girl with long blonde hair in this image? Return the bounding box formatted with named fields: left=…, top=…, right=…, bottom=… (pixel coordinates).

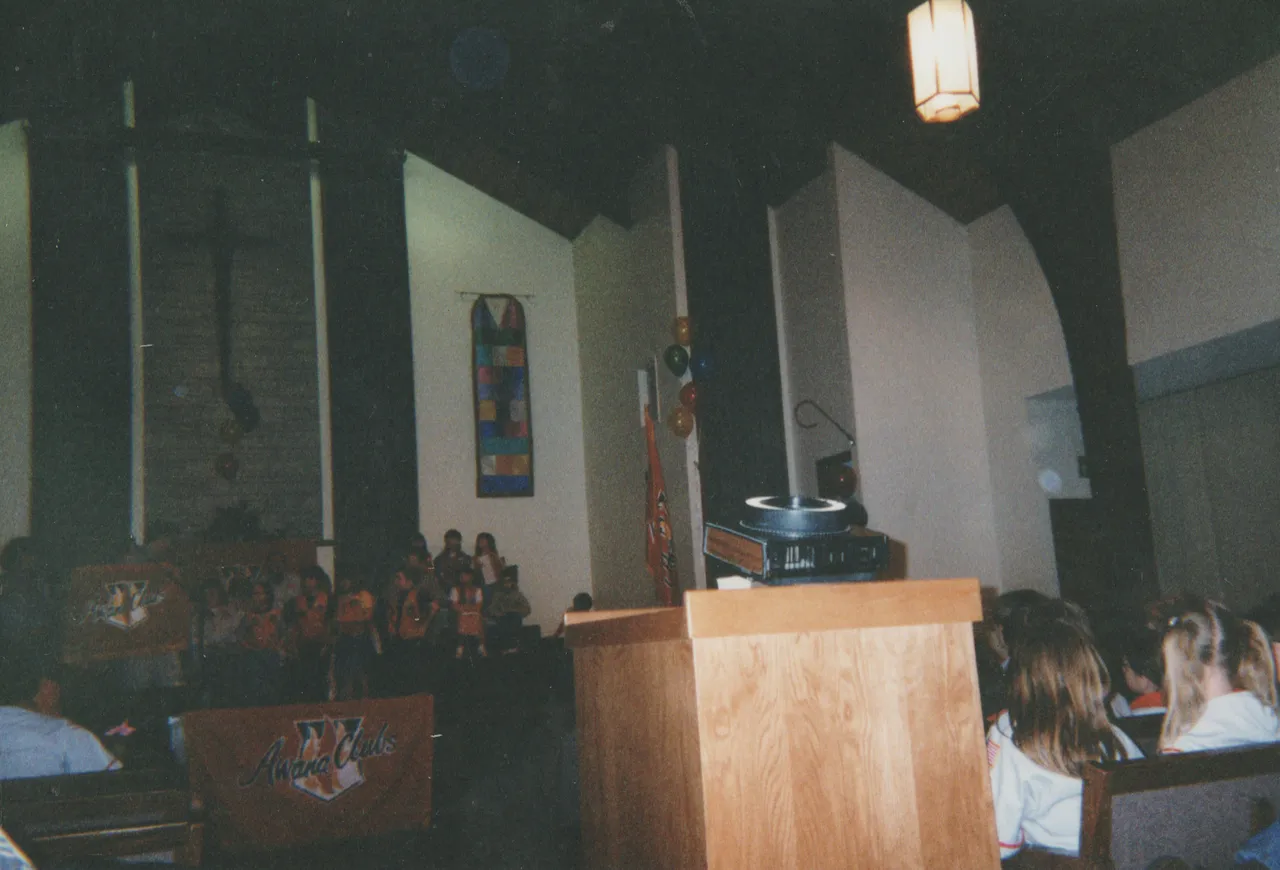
left=988, top=604, right=1141, bottom=858
left=1159, top=596, right=1279, bottom=754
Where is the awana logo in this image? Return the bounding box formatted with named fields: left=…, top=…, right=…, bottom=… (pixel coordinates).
left=87, top=580, right=165, bottom=630
left=240, top=716, right=397, bottom=802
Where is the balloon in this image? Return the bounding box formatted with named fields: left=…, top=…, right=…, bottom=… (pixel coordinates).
left=668, top=405, right=695, bottom=438
left=690, top=349, right=714, bottom=380
left=215, top=452, right=240, bottom=482
left=219, top=418, right=244, bottom=446
left=678, top=381, right=697, bottom=412
left=672, top=316, right=693, bottom=346
left=663, top=344, right=689, bottom=377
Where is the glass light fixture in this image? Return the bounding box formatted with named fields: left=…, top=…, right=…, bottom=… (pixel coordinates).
left=908, top=0, right=980, bottom=123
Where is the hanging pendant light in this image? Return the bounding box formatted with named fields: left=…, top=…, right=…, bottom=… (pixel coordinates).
left=908, top=0, right=980, bottom=123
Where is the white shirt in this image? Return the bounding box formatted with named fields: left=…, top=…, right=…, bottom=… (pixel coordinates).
left=0, top=707, right=121, bottom=780
left=1164, top=691, right=1280, bottom=754
left=988, top=712, right=1143, bottom=858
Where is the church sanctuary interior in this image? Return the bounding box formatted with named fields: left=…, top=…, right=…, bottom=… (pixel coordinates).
left=3, top=1, right=1280, bottom=868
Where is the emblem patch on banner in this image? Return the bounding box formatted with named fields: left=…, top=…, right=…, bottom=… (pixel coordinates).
left=86, top=580, right=165, bottom=630
left=240, top=716, right=397, bottom=802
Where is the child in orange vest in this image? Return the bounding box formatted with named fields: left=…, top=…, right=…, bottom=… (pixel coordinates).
left=239, top=580, right=284, bottom=705
left=383, top=554, right=435, bottom=694
left=451, top=565, right=486, bottom=660
left=286, top=566, right=333, bottom=702
left=332, top=569, right=378, bottom=701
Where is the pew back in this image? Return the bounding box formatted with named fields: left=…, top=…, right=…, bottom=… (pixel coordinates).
left=0, top=769, right=203, bottom=866
left=1082, top=743, right=1280, bottom=870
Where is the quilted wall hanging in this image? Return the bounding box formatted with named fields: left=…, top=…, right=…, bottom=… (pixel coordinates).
left=472, top=295, right=533, bottom=497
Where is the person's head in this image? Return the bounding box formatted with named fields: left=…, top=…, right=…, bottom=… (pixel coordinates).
left=500, top=565, right=519, bottom=588
left=301, top=566, right=330, bottom=597
left=409, top=532, right=428, bottom=551
left=1, top=666, right=60, bottom=715
left=249, top=581, right=274, bottom=613
left=406, top=549, right=428, bottom=571
left=989, top=589, right=1053, bottom=662
left=571, top=592, right=593, bottom=613
left=459, top=565, right=474, bottom=587
left=1160, top=596, right=1278, bottom=750
left=0, top=537, right=37, bottom=574
left=1007, top=614, right=1127, bottom=777
left=476, top=532, right=496, bottom=555
left=444, top=529, right=462, bottom=552
left=1249, top=595, right=1280, bottom=677
left=1120, top=627, right=1163, bottom=696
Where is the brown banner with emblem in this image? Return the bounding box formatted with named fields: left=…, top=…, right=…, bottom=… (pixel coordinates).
left=61, top=564, right=191, bottom=664
left=180, top=695, right=433, bottom=850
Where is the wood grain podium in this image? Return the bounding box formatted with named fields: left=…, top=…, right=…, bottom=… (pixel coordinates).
left=565, top=578, right=999, bottom=869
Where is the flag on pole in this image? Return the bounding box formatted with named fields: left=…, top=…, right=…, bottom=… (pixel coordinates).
left=645, top=405, right=679, bottom=606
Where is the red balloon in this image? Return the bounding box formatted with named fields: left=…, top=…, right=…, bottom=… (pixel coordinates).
left=215, top=452, right=240, bottom=482
left=678, top=381, right=697, bottom=412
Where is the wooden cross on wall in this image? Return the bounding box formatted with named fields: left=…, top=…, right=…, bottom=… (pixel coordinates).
left=163, top=188, right=273, bottom=432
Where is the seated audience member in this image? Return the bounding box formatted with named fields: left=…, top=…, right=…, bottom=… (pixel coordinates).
left=988, top=589, right=1054, bottom=671
left=1158, top=596, right=1279, bottom=754
left=333, top=568, right=378, bottom=701
left=1250, top=595, right=1280, bottom=673
left=554, top=592, right=594, bottom=639
left=486, top=566, right=532, bottom=653
left=239, top=581, right=284, bottom=706
left=1111, top=627, right=1165, bottom=718
left=989, top=603, right=1141, bottom=859
left=451, top=565, right=486, bottom=660
left=0, top=671, right=120, bottom=780
left=434, top=529, right=470, bottom=593
left=286, top=567, right=333, bottom=702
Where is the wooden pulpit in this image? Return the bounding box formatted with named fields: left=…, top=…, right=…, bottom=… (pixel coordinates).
left=565, top=578, right=1000, bottom=869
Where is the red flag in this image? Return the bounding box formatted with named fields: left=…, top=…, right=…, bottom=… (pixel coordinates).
left=645, top=406, right=679, bottom=606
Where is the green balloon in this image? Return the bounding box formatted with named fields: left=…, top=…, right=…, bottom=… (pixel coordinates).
left=663, top=344, right=689, bottom=377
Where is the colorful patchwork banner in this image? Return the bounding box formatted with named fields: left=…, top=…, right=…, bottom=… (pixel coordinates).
left=181, top=695, right=434, bottom=850
left=472, top=296, right=533, bottom=497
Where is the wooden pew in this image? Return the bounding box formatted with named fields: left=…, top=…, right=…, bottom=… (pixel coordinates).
left=1006, top=743, right=1280, bottom=870
left=0, top=769, right=204, bottom=866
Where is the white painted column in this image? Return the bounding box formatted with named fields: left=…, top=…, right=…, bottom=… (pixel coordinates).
left=664, top=146, right=708, bottom=591
left=767, top=206, right=799, bottom=493
left=123, top=81, right=147, bottom=544
left=308, top=98, right=337, bottom=578
left=0, top=121, right=33, bottom=544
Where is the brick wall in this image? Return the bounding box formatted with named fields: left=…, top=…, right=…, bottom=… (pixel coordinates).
left=140, top=149, right=321, bottom=539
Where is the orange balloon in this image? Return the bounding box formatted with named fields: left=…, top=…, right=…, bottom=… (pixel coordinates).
left=672, top=316, right=693, bottom=347
left=667, top=405, right=694, bottom=438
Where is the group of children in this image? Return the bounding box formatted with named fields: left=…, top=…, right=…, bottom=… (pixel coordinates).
left=198, top=529, right=534, bottom=706
left=982, top=591, right=1280, bottom=859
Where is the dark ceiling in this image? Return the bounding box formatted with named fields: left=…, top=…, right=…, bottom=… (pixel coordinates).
left=3, top=0, right=1280, bottom=237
